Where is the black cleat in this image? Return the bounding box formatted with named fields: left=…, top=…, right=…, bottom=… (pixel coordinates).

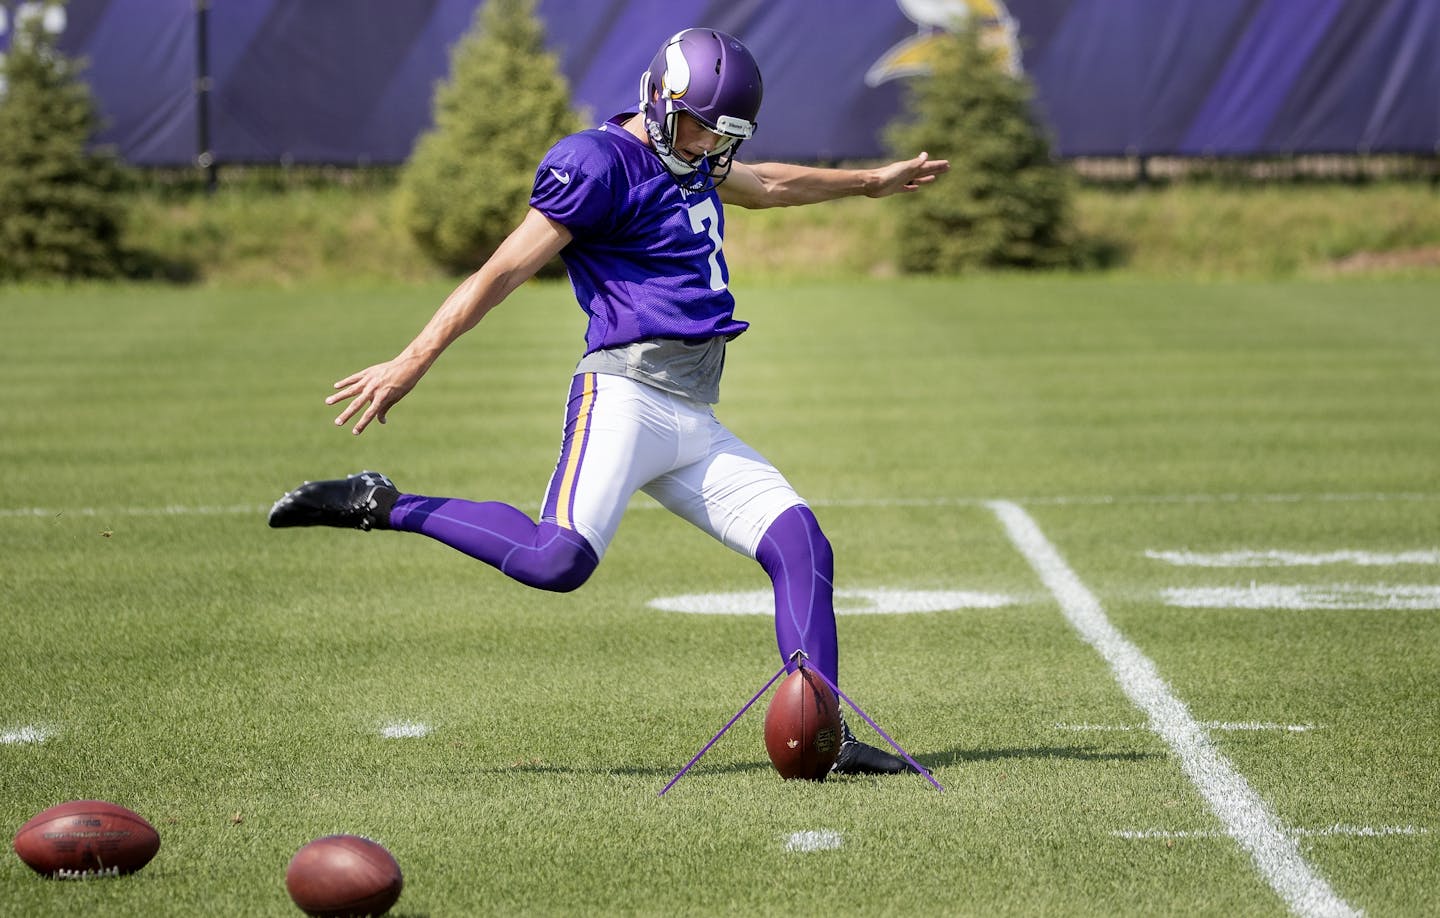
left=268, top=471, right=398, bottom=531
left=831, top=717, right=924, bottom=776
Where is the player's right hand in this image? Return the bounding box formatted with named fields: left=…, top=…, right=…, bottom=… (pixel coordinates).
left=326, top=356, right=424, bottom=436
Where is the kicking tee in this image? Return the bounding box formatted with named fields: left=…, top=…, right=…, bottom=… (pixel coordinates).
left=530, top=115, right=749, bottom=361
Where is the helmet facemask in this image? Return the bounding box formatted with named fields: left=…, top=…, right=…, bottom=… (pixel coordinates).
left=642, top=104, right=749, bottom=193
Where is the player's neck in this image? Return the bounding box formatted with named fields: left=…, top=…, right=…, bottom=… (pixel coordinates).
left=621, top=113, right=651, bottom=147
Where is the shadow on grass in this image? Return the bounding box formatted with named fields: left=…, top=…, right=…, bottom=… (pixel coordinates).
left=464, top=743, right=1158, bottom=782
left=466, top=761, right=773, bottom=779
left=915, top=744, right=1160, bottom=769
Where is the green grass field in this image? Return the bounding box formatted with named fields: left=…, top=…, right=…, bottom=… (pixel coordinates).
left=3, top=276, right=1438, bottom=916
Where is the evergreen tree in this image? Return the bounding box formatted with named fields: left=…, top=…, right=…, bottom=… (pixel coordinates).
left=0, top=2, right=131, bottom=282
left=885, top=25, right=1078, bottom=273
left=398, top=0, right=581, bottom=274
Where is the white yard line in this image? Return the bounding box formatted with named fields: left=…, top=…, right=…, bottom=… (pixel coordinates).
left=784, top=829, right=843, bottom=852
left=1, top=725, right=52, bottom=744
left=1164, top=584, right=1440, bottom=611
left=379, top=721, right=432, bottom=739
left=1116, top=826, right=1428, bottom=840
left=648, top=588, right=1016, bottom=615
left=1056, top=721, right=1319, bottom=733
left=1147, top=549, right=1440, bottom=567
left=989, top=500, right=1360, bottom=918
left=0, top=504, right=268, bottom=518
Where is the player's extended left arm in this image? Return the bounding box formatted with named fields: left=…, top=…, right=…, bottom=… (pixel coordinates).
left=718, top=152, right=949, bottom=209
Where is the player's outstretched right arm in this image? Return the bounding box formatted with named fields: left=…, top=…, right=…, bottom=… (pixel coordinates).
left=328, top=208, right=572, bottom=435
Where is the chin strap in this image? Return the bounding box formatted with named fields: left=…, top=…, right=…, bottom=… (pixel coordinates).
left=639, top=97, right=741, bottom=193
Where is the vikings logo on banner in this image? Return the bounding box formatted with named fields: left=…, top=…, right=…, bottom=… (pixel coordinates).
left=865, top=0, right=1022, bottom=87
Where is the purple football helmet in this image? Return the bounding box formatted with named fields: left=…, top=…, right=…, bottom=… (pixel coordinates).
left=639, top=28, right=763, bottom=191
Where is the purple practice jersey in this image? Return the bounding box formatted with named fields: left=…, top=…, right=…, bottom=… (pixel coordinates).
left=530, top=115, right=749, bottom=354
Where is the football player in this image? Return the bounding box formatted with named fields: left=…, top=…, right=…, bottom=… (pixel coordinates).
left=270, top=28, right=948, bottom=775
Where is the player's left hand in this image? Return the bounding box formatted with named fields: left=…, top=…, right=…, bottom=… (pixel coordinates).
left=868, top=152, right=950, bottom=197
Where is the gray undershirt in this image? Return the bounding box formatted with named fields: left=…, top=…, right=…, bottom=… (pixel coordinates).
left=575, top=336, right=729, bottom=404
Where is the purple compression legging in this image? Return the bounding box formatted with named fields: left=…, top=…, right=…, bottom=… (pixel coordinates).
left=386, top=498, right=839, bottom=684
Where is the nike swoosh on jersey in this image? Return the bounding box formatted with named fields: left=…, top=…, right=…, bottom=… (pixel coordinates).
left=549, top=168, right=571, bottom=184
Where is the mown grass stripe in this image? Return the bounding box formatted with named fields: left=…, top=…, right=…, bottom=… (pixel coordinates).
left=4, top=491, right=1438, bottom=519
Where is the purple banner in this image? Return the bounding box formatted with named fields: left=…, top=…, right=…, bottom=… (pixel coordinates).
left=1, top=0, right=1436, bottom=165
